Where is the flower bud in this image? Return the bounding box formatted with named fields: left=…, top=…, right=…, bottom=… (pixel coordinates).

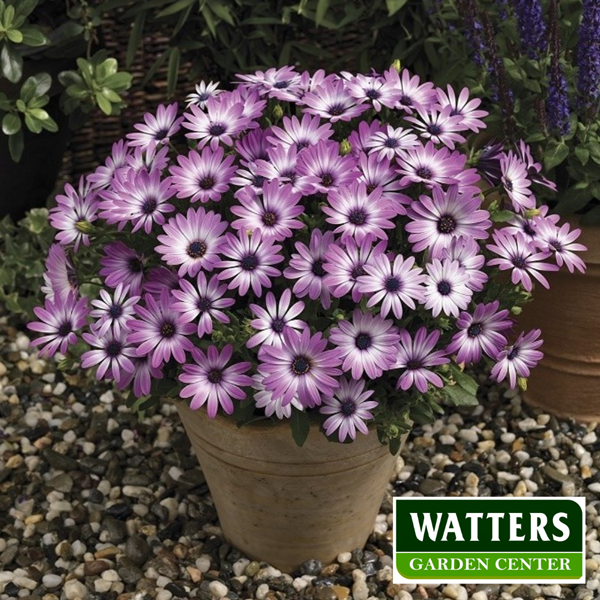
left=510, top=305, right=523, bottom=315
left=75, top=220, right=94, bottom=234
left=391, top=59, right=402, bottom=73
left=340, top=139, right=352, bottom=156
left=272, top=105, right=284, bottom=121
left=524, top=208, right=541, bottom=219
left=57, top=358, right=74, bottom=371
left=518, top=377, right=528, bottom=391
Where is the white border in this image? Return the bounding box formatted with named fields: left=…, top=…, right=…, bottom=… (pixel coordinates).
left=392, top=496, right=586, bottom=584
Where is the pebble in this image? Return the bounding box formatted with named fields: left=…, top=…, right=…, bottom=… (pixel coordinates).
left=209, top=581, right=228, bottom=598
left=42, top=574, right=62, bottom=589
left=64, top=580, right=88, bottom=599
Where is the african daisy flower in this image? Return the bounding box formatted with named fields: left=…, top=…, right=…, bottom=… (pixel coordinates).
left=320, top=378, right=379, bottom=442
left=405, top=105, right=466, bottom=149
left=344, top=71, right=400, bottom=112
left=186, top=80, right=222, bottom=108
left=267, top=114, right=333, bottom=151
left=435, top=86, right=488, bottom=132
left=384, top=68, right=437, bottom=113
left=396, top=141, right=463, bottom=188
left=117, top=355, right=163, bottom=398
left=99, top=242, right=145, bottom=296
left=406, top=185, right=491, bottom=255
left=301, top=78, right=369, bottom=122
left=323, top=182, right=396, bottom=244
left=143, top=266, right=181, bottom=298
left=423, top=259, right=473, bottom=318
left=235, top=127, right=271, bottom=165
left=41, top=244, right=79, bottom=302
left=155, top=207, right=227, bottom=277
left=254, top=145, right=312, bottom=195
left=329, top=310, right=400, bottom=380
left=28, top=292, right=88, bottom=358
left=253, top=371, right=304, bottom=419
left=365, top=124, right=420, bottom=160
left=169, top=146, right=237, bottom=204
left=357, top=253, right=427, bottom=319
left=237, top=66, right=301, bottom=95
left=516, top=140, right=556, bottom=191
left=87, top=140, right=129, bottom=190
left=435, top=237, right=488, bottom=292
left=487, top=230, right=559, bottom=291
left=491, top=330, right=544, bottom=389
left=356, top=152, right=411, bottom=212
left=127, top=103, right=183, bottom=149
left=500, top=151, right=534, bottom=213
left=127, top=289, right=196, bottom=369
left=284, top=229, right=334, bottom=309
left=533, top=218, right=587, bottom=274
left=179, top=345, right=253, bottom=417
left=247, top=289, right=306, bottom=348
left=90, top=282, right=140, bottom=337
left=81, top=330, right=136, bottom=384
left=447, top=301, right=513, bottom=364
left=394, top=328, right=449, bottom=393
left=126, top=144, right=170, bottom=175
left=259, top=328, right=342, bottom=408
left=172, top=273, right=234, bottom=337
left=231, top=179, right=304, bottom=241
left=217, top=230, right=283, bottom=297
left=347, top=120, right=384, bottom=155
left=49, top=177, right=98, bottom=251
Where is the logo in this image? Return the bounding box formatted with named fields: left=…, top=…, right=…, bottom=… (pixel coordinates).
left=393, top=497, right=585, bottom=583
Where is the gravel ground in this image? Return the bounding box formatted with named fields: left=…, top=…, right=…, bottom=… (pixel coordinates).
left=1, top=314, right=600, bottom=600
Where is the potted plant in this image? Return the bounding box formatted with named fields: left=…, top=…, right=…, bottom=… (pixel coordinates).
left=417, top=0, right=598, bottom=419
left=27, top=65, right=583, bottom=571
left=0, top=0, right=132, bottom=220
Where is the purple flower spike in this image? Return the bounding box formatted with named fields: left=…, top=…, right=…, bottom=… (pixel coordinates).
left=180, top=344, right=253, bottom=417
left=491, top=330, right=544, bottom=388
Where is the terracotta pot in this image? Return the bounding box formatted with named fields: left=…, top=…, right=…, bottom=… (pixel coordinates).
left=520, top=223, right=600, bottom=421
left=175, top=402, right=406, bottom=572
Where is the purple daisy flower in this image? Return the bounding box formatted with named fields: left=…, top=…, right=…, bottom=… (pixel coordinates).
left=117, top=355, right=163, bottom=398
left=365, top=124, right=420, bottom=160
left=127, top=103, right=183, bottom=149
left=183, top=97, right=251, bottom=150
left=476, top=142, right=504, bottom=185
left=423, top=259, right=473, bottom=318
left=406, top=185, right=491, bottom=255
left=533, top=218, right=587, bottom=274
left=126, top=144, right=170, bottom=175
left=172, top=272, right=234, bottom=337
left=435, top=237, right=488, bottom=292
left=394, top=328, right=449, bottom=393
left=384, top=68, right=437, bottom=113
left=49, top=178, right=98, bottom=251
left=491, top=330, right=544, bottom=388
left=283, top=229, right=334, bottom=309
left=236, top=66, right=301, bottom=95
left=81, top=330, right=136, bottom=384
left=253, top=370, right=304, bottom=419
left=258, top=328, right=342, bottom=408
left=301, top=78, right=369, bottom=122
left=516, top=141, right=556, bottom=191
left=396, top=142, right=463, bottom=188
left=231, top=179, right=304, bottom=241
left=155, top=208, right=228, bottom=277
left=406, top=105, right=466, bottom=149
left=90, top=282, right=140, bottom=337
left=169, top=146, right=237, bottom=203
left=42, top=244, right=79, bottom=302
left=217, top=230, right=283, bottom=297
left=500, top=151, right=534, bottom=213
left=357, top=253, right=427, bottom=319
left=186, top=80, right=222, bottom=109
left=323, top=237, right=385, bottom=302
left=320, top=378, right=379, bottom=442
left=28, top=292, right=88, bottom=358
left=435, top=86, right=488, bottom=132
left=247, top=289, right=306, bottom=348
left=142, top=267, right=181, bottom=298
left=127, top=289, right=196, bottom=369
left=323, top=182, right=396, bottom=244
left=344, top=71, right=400, bottom=112
left=236, top=128, right=272, bottom=165
left=87, top=140, right=129, bottom=190
left=329, top=310, right=400, bottom=380
left=267, top=114, right=333, bottom=151
left=179, top=344, right=253, bottom=417
left=100, top=242, right=146, bottom=296
left=296, top=140, right=359, bottom=194
left=254, top=145, right=312, bottom=194
left=347, top=120, right=384, bottom=155
left=487, top=230, right=559, bottom=291
left=447, top=301, right=513, bottom=364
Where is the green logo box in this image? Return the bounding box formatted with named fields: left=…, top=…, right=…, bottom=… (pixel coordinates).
left=393, top=497, right=585, bottom=584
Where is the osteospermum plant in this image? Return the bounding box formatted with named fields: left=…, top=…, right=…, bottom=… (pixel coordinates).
left=29, top=64, right=586, bottom=451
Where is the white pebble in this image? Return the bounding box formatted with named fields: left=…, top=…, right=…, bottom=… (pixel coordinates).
left=352, top=581, right=369, bottom=600
left=500, top=432, right=515, bottom=444
left=442, top=584, right=468, bottom=600
left=541, top=585, right=561, bottom=597
left=121, top=429, right=135, bottom=442
left=95, top=579, right=112, bottom=593
left=53, top=382, right=67, bottom=396
left=156, top=591, right=173, bottom=600
left=156, top=575, right=172, bottom=587
left=42, top=574, right=63, bottom=589
left=582, top=432, right=597, bottom=445
left=101, top=569, right=119, bottom=582
left=71, top=540, right=86, bottom=557
left=233, top=558, right=249, bottom=577
left=256, top=583, right=269, bottom=600
left=518, top=418, right=541, bottom=432
left=64, top=580, right=88, bottom=600
left=457, top=429, right=478, bottom=443
left=293, top=577, right=308, bottom=592
left=209, top=581, right=228, bottom=598
left=337, top=551, right=352, bottom=564
left=588, top=483, right=600, bottom=494
left=439, top=435, right=456, bottom=445
left=196, top=556, right=211, bottom=573
left=168, top=466, right=183, bottom=481
left=13, top=575, right=37, bottom=590
left=471, top=592, right=488, bottom=600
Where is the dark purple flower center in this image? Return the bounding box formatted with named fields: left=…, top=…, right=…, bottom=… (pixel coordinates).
left=241, top=254, right=259, bottom=271
left=187, top=241, right=207, bottom=259
left=366, top=89, right=381, bottom=100
left=312, top=259, right=326, bottom=277
left=291, top=356, right=311, bottom=375
left=523, top=222, right=536, bottom=236
left=416, top=167, right=433, bottom=179
left=512, top=256, right=527, bottom=269
left=296, top=141, right=310, bottom=151
left=355, top=333, right=372, bottom=350
left=209, top=123, right=226, bottom=136
left=197, top=297, right=212, bottom=312
left=67, top=264, right=78, bottom=289
left=197, top=92, right=210, bottom=101
left=271, top=318, right=285, bottom=333
left=340, top=399, right=356, bottom=416
left=328, top=104, right=346, bottom=116
left=160, top=322, right=176, bottom=338
left=253, top=175, right=266, bottom=187
left=129, top=258, right=144, bottom=273
left=262, top=211, right=278, bottom=226
left=384, top=276, right=401, bottom=292
left=282, top=170, right=297, bottom=184
left=274, top=80, right=290, bottom=89
left=199, top=177, right=215, bottom=190
left=504, top=178, right=513, bottom=192
left=58, top=322, right=72, bottom=337
left=468, top=323, right=483, bottom=337
left=399, top=95, right=413, bottom=106
left=348, top=209, right=367, bottom=225
left=109, top=304, right=123, bottom=319
left=141, top=197, right=158, bottom=215
left=449, top=108, right=462, bottom=117
left=351, top=264, right=366, bottom=279
left=384, top=137, right=399, bottom=148
left=507, top=346, right=519, bottom=360
left=208, top=369, right=223, bottom=384
left=437, top=280, right=452, bottom=295
left=154, top=128, right=170, bottom=140
left=437, top=215, right=457, bottom=234
left=427, top=123, right=443, bottom=135
left=406, top=358, right=422, bottom=370
left=106, top=341, right=122, bottom=357
left=365, top=182, right=378, bottom=194
left=320, top=173, right=334, bottom=187
left=550, top=239, right=563, bottom=252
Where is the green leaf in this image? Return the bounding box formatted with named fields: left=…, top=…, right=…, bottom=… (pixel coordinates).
left=491, top=209, right=515, bottom=223
left=95, top=92, right=112, bottom=115
left=156, top=0, right=195, bottom=19
left=8, top=128, right=24, bottom=162
left=167, top=47, right=180, bottom=98
left=449, top=364, right=479, bottom=396
left=2, top=112, right=20, bottom=135
left=315, top=0, right=330, bottom=26
left=126, top=12, right=145, bottom=67
left=27, top=108, right=50, bottom=121
left=386, top=0, right=408, bottom=16
left=24, top=112, right=42, bottom=133
left=14, top=0, right=38, bottom=20
left=6, top=29, right=23, bottom=44
left=207, top=0, right=235, bottom=25
left=25, top=208, right=49, bottom=234
left=290, top=408, right=310, bottom=447
left=19, top=25, right=48, bottom=47
left=444, top=384, right=479, bottom=407
left=575, top=146, right=590, bottom=166
left=21, top=72, right=52, bottom=103
left=388, top=435, right=401, bottom=456
left=1, top=42, right=23, bottom=83
left=544, top=140, right=569, bottom=170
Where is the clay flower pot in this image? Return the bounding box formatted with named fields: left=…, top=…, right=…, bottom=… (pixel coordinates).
left=520, top=223, right=600, bottom=421
left=175, top=401, right=406, bottom=573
